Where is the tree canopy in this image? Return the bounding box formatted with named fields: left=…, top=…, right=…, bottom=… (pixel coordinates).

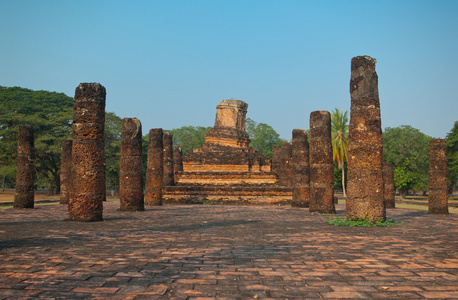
left=446, top=121, right=458, bottom=191
left=168, top=126, right=212, bottom=155
left=383, top=125, right=432, bottom=196
left=245, top=118, right=285, bottom=158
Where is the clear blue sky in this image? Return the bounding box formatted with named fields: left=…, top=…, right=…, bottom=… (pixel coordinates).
left=1, top=0, right=457, bottom=139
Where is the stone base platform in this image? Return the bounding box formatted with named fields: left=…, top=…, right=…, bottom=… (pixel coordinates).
left=163, top=185, right=292, bottom=205
left=175, top=171, right=279, bottom=186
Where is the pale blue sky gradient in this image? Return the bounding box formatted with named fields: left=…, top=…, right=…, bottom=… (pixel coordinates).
left=1, top=0, right=457, bottom=139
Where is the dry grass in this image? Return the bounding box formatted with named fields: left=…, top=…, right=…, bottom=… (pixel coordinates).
left=0, top=190, right=60, bottom=203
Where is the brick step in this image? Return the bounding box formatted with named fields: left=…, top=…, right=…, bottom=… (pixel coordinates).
left=175, top=171, right=279, bottom=186
left=163, top=185, right=292, bottom=205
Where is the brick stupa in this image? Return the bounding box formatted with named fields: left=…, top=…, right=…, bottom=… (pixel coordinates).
left=163, top=100, right=292, bottom=204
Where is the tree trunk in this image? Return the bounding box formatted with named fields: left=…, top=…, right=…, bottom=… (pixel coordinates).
left=400, top=189, right=407, bottom=199
left=341, top=167, right=346, bottom=198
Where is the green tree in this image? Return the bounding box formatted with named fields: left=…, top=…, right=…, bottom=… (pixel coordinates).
left=168, top=126, right=212, bottom=155
left=245, top=118, right=285, bottom=158
left=105, top=112, right=123, bottom=195
left=0, top=86, right=73, bottom=193
left=446, top=121, right=458, bottom=192
left=331, top=108, right=349, bottom=197
left=383, top=125, right=432, bottom=198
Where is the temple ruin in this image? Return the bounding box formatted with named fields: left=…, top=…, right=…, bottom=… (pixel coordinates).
left=145, top=128, right=164, bottom=206
left=163, top=100, right=292, bottom=204
left=428, top=139, right=449, bottom=214
left=60, top=140, right=72, bottom=205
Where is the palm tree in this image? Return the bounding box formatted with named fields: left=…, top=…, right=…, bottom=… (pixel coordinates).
left=331, top=108, right=349, bottom=197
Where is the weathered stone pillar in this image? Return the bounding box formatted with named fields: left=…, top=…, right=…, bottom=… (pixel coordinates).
left=14, top=125, right=34, bottom=209
left=119, top=118, right=144, bottom=211
left=292, top=129, right=310, bottom=207
left=309, top=111, right=335, bottom=214
left=346, top=56, right=385, bottom=221
left=173, top=146, right=183, bottom=184
left=383, top=162, right=395, bottom=208
left=145, top=128, right=163, bottom=205
left=278, top=142, right=293, bottom=186
left=428, top=139, right=448, bottom=214
left=68, top=83, right=106, bottom=222
left=163, top=132, right=174, bottom=186
left=60, top=140, right=72, bottom=204
left=271, top=144, right=280, bottom=173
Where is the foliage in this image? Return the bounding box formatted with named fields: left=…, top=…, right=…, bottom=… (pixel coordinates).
left=105, top=112, right=123, bottom=193
left=0, top=86, right=73, bottom=191
left=326, top=216, right=402, bottom=227
left=331, top=108, right=349, bottom=196
left=446, top=121, right=458, bottom=191
left=168, top=126, right=212, bottom=155
left=245, top=118, right=285, bottom=158
left=383, top=125, right=432, bottom=195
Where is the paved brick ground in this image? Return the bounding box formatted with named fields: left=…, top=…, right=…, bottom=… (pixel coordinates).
left=0, top=202, right=457, bottom=299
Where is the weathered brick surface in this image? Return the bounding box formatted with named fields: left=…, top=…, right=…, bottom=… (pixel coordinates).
left=347, top=56, right=386, bottom=221
left=59, top=140, right=72, bottom=205
left=162, top=132, right=174, bottom=186
left=309, top=111, right=335, bottom=214
left=119, top=118, right=144, bottom=211
left=145, top=128, right=163, bottom=206
left=271, top=144, right=280, bottom=173
left=383, top=162, right=395, bottom=208
left=428, top=139, right=448, bottom=214
left=0, top=203, right=457, bottom=299
left=173, top=146, right=183, bottom=184
left=292, top=129, right=310, bottom=207
left=278, top=142, right=293, bottom=186
left=68, top=83, right=106, bottom=222
left=14, top=125, right=35, bottom=209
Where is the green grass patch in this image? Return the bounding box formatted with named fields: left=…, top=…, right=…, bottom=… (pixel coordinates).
left=203, top=201, right=214, bottom=205
left=326, top=216, right=402, bottom=227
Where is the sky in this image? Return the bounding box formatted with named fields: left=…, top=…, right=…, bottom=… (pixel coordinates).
left=1, top=0, right=457, bottom=139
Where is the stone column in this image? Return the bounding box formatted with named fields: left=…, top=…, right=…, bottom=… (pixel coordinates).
left=173, top=146, right=183, bottom=184
left=60, top=140, right=72, bottom=204
left=68, top=83, right=106, bottom=222
left=309, top=111, right=335, bottom=214
left=14, top=125, right=34, bottom=209
left=279, top=142, right=293, bottom=186
left=162, top=132, right=174, bottom=186
left=383, top=162, right=395, bottom=208
left=428, top=139, right=448, bottom=214
left=271, top=144, right=280, bottom=173
left=346, top=56, right=385, bottom=221
left=145, top=128, right=163, bottom=205
left=292, top=129, right=310, bottom=207
left=119, top=118, right=144, bottom=211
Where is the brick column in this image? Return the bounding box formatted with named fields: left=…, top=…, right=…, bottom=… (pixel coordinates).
left=346, top=56, right=385, bottom=221
left=173, top=146, right=183, bottom=184
left=60, top=140, right=72, bottom=204
left=14, top=125, right=34, bottom=209
left=292, top=129, right=310, bottom=207
left=271, top=144, right=280, bottom=173
left=428, top=139, right=448, bottom=214
left=309, top=111, right=335, bottom=214
left=119, top=118, right=144, bottom=211
left=145, top=128, right=163, bottom=205
left=162, top=132, right=174, bottom=186
left=279, top=142, right=293, bottom=186
left=68, top=83, right=106, bottom=222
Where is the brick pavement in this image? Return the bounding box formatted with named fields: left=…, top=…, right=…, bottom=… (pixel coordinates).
left=0, top=202, right=457, bottom=299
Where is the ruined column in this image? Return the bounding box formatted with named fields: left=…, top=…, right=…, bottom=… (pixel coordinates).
left=68, top=83, right=106, bottom=222
left=383, top=162, right=395, bottom=208
left=292, top=129, right=310, bottom=207
left=173, top=146, right=183, bottom=184
left=119, top=118, right=144, bottom=211
left=14, top=125, right=34, bottom=209
left=162, top=132, right=174, bottom=186
left=145, top=128, right=163, bottom=205
left=428, top=139, right=448, bottom=214
left=271, top=144, right=281, bottom=173
left=278, top=142, right=293, bottom=186
left=309, top=111, right=335, bottom=214
left=346, top=56, right=385, bottom=221
left=60, top=140, right=72, bottom=204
